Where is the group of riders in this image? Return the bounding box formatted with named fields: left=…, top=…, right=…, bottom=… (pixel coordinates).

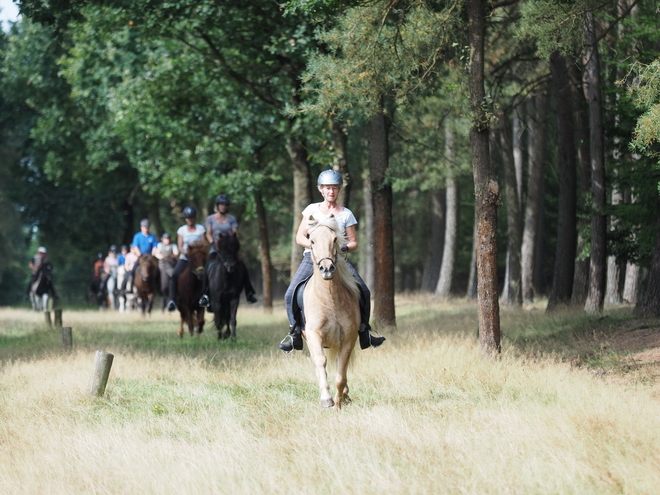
left=32, top=173, right=386, bottom=353
left=91, top=194, right=258, bottom=312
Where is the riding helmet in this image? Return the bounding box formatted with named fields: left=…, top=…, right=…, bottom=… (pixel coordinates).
left=317, top=169, right=343, bottom=186
left=215, top=194, right=230, bottom=205
left=140, top=218, right=150, bottom=228
left=182, top=206, right=196, bottom=218
left=97, top=252, right=104, bottom=259
left=161, top=233, right=171, bottom=239
left=37, top=246, right=47, bottom=254
left=120, top=245, right=128, bottom=251
left=109, top=245, right=117, bottom=252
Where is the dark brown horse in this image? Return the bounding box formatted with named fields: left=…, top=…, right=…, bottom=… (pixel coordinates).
left=208, top=233, right=246, bottom=340
left=134, top=254, right=159, bottom=316
left=176, top=241, right=209, bottom=338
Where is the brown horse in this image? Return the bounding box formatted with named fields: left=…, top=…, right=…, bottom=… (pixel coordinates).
left=303, top=214, right=361, bottom=409
left=176, top=241, right=209, bottom=337
left=134, top=254, right=159, bottom=316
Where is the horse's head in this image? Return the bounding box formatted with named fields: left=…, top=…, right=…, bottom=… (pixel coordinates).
left=187, top=241, right=209, bottom=280
left=307, top=215, right=341, bottom=281
left=137, top=254, right=156, bottom=281
left=215, top=233, right=240, bottom=273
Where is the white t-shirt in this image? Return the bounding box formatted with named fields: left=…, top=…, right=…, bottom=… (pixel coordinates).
left=301, top=203, right=357, bottom=254
left=177, top=224, right=206, bottom=260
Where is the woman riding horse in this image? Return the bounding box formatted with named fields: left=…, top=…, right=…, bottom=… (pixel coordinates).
left=168, top=206, right=206, bottom=312
left=198, top=194, right=257, bottom=308
left=279, top=169, right=385, bottom=353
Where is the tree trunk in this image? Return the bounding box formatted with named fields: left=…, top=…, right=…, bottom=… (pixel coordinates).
left=547, top=51, right=577, bottom=312
left=466, top=210, right=478, bottom=300
left=254, top=191, right=273, bottom=311
left=421, top=188, right=445, bottom=292
left=361, top=171, right=375, bottom=291
left=521, top=93, right=548, bottom=304
left=622, top=263, right=641, bottom=305
left=369, top=99, right=396, bottom=330
left=605, top=185, right=623, bottom=306
left=436, top=176, right=458, bottom=300
left=635, top=199, right=660, bottom=317
left=583, top=12, right=607, bottom=315
left=467, top=0, right=500, bottom=355
left=330, top=117, right=353, bottom=208
left=498, top=110, right=522, bottom=307
left=513, top=109, right=524, bottom=205
left=287, top=130, right=311, bottom=278
left=568, top=58, right=591, bottom=306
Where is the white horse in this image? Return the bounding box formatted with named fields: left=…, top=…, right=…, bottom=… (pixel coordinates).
left=117, top=265, right=136, bottom=312
left=303, top=215, right=361, bottom=409
left=106, top=265, right=119, bottom=310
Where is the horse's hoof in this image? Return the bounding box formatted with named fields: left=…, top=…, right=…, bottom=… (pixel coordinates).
left=222, top=330, right=231, bottom=340
left=321, top=398, right=335, bottom=408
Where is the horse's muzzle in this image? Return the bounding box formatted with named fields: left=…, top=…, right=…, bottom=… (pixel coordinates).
left=318, top=261, right=336, bottom=280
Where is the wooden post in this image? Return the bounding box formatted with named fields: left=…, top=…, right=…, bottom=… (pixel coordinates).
left=44, top=311, right=52, bottom=328
left=54, top=309, right=63, bottom=328
left=62, top=327, right=73, bottom=353
left=88, top=351, right=114, bottom=397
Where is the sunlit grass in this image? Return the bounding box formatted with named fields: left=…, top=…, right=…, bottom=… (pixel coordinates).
left=1, top=299, right=659, bottom=494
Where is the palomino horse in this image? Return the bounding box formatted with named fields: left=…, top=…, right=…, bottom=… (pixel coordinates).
left=303, top=215, right=361, bottom=409
left=30, top=261, right=56, bottom=312
left=176, top=241, right=209, bottom=337
left=133, top=254, right=159, bottom=316
left=207, top=233, right=246, bottom=340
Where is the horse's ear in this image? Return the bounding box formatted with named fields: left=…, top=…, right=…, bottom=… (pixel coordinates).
left=307, top=215, right=319, bottom=230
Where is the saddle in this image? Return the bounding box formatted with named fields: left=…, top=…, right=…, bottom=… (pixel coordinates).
left=291, top=276, right=311, bottom=332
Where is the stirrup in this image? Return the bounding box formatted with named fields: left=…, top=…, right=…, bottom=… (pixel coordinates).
left=279, top=334, right=295, bottom=354
left=198, top=294, right=210, bottom=308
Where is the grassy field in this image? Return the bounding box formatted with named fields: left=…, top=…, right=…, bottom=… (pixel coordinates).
left=1, top=297, right=659, bottom=494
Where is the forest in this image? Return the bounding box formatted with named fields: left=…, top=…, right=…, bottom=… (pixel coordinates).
left=1, top=0, right=660, bottom=349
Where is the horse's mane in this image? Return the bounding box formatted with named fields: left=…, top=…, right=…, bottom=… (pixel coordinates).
left=187, top=240, right=209, bottom=258
left=307, top=215, right=360, bottom=299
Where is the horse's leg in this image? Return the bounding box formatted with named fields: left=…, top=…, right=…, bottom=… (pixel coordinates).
left=306, top=330, right=334, bottom=408
left=334, top=343, right=355, bottom=409
left=196, top=309, right=205, bottom=336
left=229, top=297, right=239, bottom=342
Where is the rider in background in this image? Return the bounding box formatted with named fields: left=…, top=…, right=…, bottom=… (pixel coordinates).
left=24, top=246, right=48, bottom=300
left=117, top=245, right=129, bottom=266
left=103, top=245, right=119, bottom=276
left=198, top=194, right=257, bottom=307
left=167, top=206, right=206, bottom=312
left=278, top=169, right=385, bottom=353
left=93, top=252, right=105, bottom=278
left=121, top=218, right=158, bottom=294
left=121, top=244, right=139, bottom=293
left=154, top=233, right=179, bottom=310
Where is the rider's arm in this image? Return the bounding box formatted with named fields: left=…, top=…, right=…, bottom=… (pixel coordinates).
left=205, top=222, right=214, bottom=244
left=178, top=234, right=185, bottom=254
left=295, top=219, right=311, bottom=249
left=343, top=224, right=358, bottom=253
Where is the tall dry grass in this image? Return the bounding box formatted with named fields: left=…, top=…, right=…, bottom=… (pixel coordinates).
left=1, top=299, right=659, bottom=494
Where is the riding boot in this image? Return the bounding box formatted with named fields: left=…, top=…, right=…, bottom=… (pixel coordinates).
left=359, top=323, right=386, bottom=350
left=246, top=290, right=257, bottom=304
left=168, top=276, right=177, bottom=312
left=279, top=326, right=303, bottom=353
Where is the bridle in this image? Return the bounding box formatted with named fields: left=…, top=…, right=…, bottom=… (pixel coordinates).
left=309, top=225, right=338, bottom=270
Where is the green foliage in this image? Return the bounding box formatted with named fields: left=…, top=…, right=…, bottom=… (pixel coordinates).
left=300, top=0, right=465, bottom=117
